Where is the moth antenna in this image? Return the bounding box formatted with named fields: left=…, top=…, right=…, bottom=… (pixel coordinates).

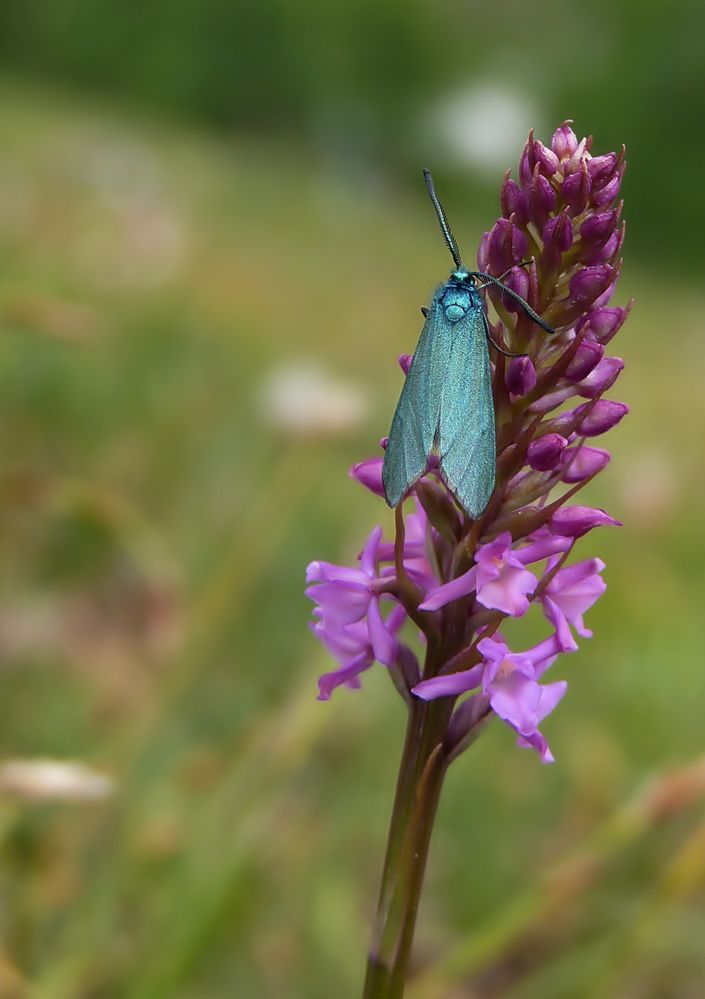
left=423, top=169, right=463, bottom=270
left=472, top=271, right=555, bottom=335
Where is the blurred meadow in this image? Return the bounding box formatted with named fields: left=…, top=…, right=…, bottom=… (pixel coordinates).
left=0, top=3, right=704, bottom=997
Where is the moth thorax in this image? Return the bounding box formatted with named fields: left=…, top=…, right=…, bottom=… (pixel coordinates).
left=445, top=304, right=466, bottom=321
left=441, top=287, right=472, bottom=324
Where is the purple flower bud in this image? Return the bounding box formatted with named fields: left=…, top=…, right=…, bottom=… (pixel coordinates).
left=519, top=133, right=559, bottom=187
left=528, top=386, right=573, bottom=414
left=549, top=504, right=621, bottom=538
left=583, top=304, right=632, bottom=344
left=533, top=139, right=560, bottom=177
left=543, top=212, right=573, bottom=254
left=544, top=409, right=580, bottom=437
left=500, top=172, right=529, bottom=225
left=580, top=208, right=619, bottom=246
left=587, top=153, right=618, bottom=188
left=477, top=230, right=491, bottom=272
left=527, top=433, right=568, bottom=471
left=529, top=166, right=556, bottom=228
left=562, top=161, right=591, bottom=215
left=519, top=140, right=534, bottom=189
left=586, top=229, right=621, bottom=265
left=564, top=339, right=605, bottom=381
left=501, top=265, right=530, bottom=314
left=591, top=168, right=623, bottom=209
left=488, top=218, right=528, bottom=274
left=563, top=136, right=590, bottom=176
left=561, top=445, right=611, bottom=483
left=350, top=457, right=385, bottom=496
left=399, top=353, right=413, bottom=375
left=506, top=355, right=537, bottom=396
left=575, top=399, right=629, bottom=436
left=569, top=265, right=616, bottom=307
left=577, top=356, right=624, bottom=398
left=551, top=121, right=579, bottom=160
left=416, top=479, right=462, bottom=540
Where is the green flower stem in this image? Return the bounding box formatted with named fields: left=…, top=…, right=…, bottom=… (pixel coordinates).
left=362, top=696, right=452, bottom=998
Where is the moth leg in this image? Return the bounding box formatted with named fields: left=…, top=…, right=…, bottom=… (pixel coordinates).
left=482, top=312, right=526, bottom=358
left=496, top=259, right=534, bottom=282
left=420, top=307, right=429, bottom=318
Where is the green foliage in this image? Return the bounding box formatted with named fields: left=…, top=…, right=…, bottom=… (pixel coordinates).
left=0, top=1, right=704, bottom=272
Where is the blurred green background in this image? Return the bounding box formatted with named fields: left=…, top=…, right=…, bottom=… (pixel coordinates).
left=0, top=3, right=704, bottom=997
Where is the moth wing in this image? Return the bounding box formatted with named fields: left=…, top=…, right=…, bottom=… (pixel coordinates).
left=382, top=303, right=451, bottom=507
left=438, top=306, right=495, bottom=519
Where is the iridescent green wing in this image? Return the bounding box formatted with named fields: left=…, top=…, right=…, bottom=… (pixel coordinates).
left=382, top=299, right=451, bottom=507
left=438, top=305, right=495, bottom=519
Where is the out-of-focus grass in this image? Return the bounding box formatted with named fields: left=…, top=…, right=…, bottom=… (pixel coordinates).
left=0, top=80, right=704, bottom=999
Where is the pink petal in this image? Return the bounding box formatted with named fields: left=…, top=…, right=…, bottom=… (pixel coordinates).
left=542, top=596, right=578, bottom=652
left=476, top=565, right=537, bottom=616
left=517, top=731, right=556, bottom=763
left=360, top=525, right=383, bottom=577
left=419, top=566, right=477, bottom=611
left=317, top=652, right=373, bottom=700
left=412, top=665, right=483, bottom=700
left=367, top=597, right=398, bottom=666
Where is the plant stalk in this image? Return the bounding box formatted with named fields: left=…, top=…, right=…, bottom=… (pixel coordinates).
left=362, top=697, right=452, bottom=998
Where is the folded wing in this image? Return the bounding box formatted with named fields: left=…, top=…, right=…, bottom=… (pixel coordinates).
left=383, top=304, right=451, bottom=507
left=438, top=307, right=495, bottom=519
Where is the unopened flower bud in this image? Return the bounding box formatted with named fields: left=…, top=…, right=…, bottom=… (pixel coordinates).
left=529, top=166, right=556, bottom=228
left=569, top=265, right=616, bottom=308
left=415, top=479, right=462, bottom=541
left=562, top=160, right=591, bottom=214
left=577, top=356, right=624, bottom=398
left=564, top=340, right=605, bottom=381
left=533, top=139, right=560, bottom=177
left=563, top=135, right=590, bottom=176
left=551, top=121, right=579, bottom=160
left=506, top=355, right=537, bottom=396
left=586, top=229, right=620, bottom=265
left=575, top=399, right=629, bottom=436
left=580, top=208, right=619, bottom=246
left=350, top=457, right=385, bottom=496
left=543, top=212, right=573, bottom=254
left=488, top=218, right=528, bottom=274
left=561, top=445, right=611, bottom=483
left=587, top=153, right=618, bottom=186
left=477, top=230, right=491, bottom=272
left=501, top=265, right=530, bottom=314
left=527, top=433, right=568, bottom=471
left=583, top=304, right=632, bottom=344
left=549, top=504, right=621, bottom=538
left=591, top=168, right=623, bottom=208
left=500, top=172, right=529, bottom=225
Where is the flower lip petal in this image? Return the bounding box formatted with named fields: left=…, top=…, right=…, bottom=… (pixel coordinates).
left=317, top=651, right=373, bottom=701
left=360, top=524, right=383, bottom=577
left=419, top=566, right=477, bottom=611
left=412, top=664, right=483, bottom=701
left=367, top=596, right=398, bottom=666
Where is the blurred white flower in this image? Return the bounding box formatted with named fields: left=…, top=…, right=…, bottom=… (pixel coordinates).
left=258, top=362, right=368, bottom=437
left=423, top=82, right=540, bottom=174
left=0, top=759, right=115, bottom=803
